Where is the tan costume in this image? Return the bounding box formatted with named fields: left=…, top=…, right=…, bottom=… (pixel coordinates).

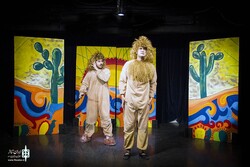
left=119, top=36, right=157, bottom=159
left=79, top=52, right=115, bottom=145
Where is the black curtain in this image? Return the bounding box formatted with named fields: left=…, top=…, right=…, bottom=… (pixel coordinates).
left=63, top=37, right=77, bottom=126
left=156, top=38, right=189, bottom=126
left=0, top=32, right=14, bottom=135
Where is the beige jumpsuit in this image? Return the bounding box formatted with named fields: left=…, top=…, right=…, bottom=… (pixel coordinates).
left=79, top=68, right=113, bottom=138
left=119, top=60, right=157, bottom=151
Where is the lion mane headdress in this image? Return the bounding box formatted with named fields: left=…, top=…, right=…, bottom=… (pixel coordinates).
left=130, top=36, right=154, bottom=63
left=128, top=36, right=155, bottom=83
left=87, top=51, right=106, bottom=71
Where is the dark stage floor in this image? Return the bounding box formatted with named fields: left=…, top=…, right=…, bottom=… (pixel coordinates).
left=1, top=122, right=242, bottom=167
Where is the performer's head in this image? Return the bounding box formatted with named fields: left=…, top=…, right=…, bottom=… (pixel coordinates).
left=130, top=36, right=154, bottom=63
left=88, top=51, right=106, bottom=70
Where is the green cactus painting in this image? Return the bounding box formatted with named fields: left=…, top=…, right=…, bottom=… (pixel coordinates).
left=33, top=42, right=64, bottom=103
left=189, top=43, right=224, bottom=98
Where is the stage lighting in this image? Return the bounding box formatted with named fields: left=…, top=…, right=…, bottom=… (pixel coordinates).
left=117, top=0, right=125, bottom=16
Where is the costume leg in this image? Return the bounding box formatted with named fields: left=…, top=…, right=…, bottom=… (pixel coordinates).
left=99, top=99, right=113, bottom=137
left=137, top=105, right=150, bottom=150
left=84, top=100, right=98, bottom=137
left=123, top=103, right=136, bottom=150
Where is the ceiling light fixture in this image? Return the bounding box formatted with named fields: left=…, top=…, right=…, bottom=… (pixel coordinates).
left=117, top=0, right=125, bottom=16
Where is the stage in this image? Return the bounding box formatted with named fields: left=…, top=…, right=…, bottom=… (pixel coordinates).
left=1, top=122, right=242, bottom=167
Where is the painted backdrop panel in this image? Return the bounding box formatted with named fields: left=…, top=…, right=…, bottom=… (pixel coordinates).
left=188, top=37, right=239, bottom=142
left=14, top=36, right=64, bottom=136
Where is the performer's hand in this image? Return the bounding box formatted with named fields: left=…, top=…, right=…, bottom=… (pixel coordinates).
left=79, top=93, right=84, bottom=100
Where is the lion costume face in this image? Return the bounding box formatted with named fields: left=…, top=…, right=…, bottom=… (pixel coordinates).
left=130, top=36, right=154, bottom=63
left=87, top=52, right=106, bottom=71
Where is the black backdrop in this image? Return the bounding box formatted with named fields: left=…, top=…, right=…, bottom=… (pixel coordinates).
left=0, top=31, right=246, bottom=142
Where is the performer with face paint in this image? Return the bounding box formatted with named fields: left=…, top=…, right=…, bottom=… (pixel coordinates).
left=119, top=36, right=157, bottom=160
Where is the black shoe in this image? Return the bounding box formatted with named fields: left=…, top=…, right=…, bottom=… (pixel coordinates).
left=123, top=151, right=131, bottom=160
left=139, top=152, right=149, bottom=160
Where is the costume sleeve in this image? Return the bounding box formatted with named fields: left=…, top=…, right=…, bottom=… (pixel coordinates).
left=119, top=62, right=128, bottom=95
left=96, top=68, right=110, bottom=83
left=79, top=72, right=90, bottom=95
left=149, top=66, right=157, bottom=98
